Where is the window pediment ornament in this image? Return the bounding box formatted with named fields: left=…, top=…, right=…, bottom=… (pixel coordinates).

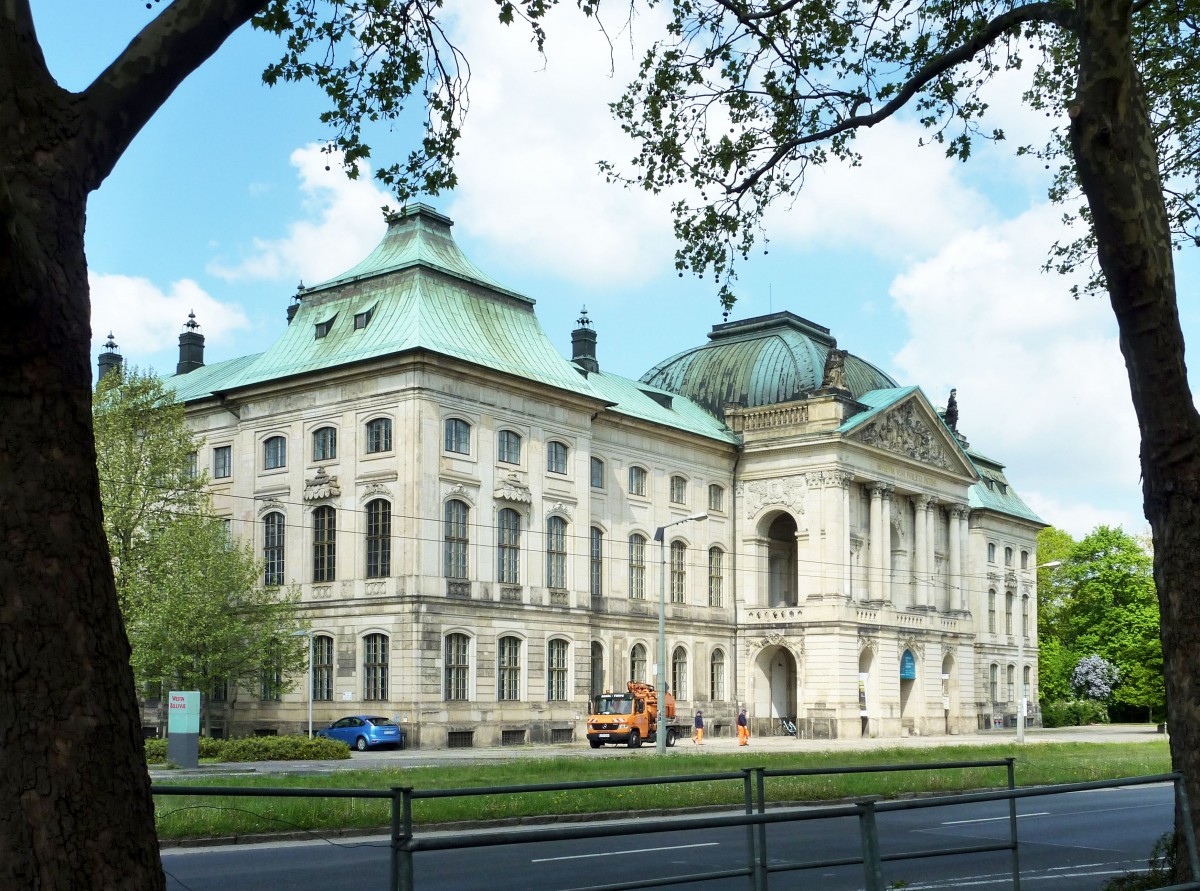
left=444, top=482, right=477, bottom=506
left=744, top=476, right=808, bottom=525
left=304, top=467, right=341, bottom=501
left=852, top=400, right=955, bottom=471
left=494, top=472, right=532, bottom=504
left=749, top=631, right=803, bottom=654
left=359, top=482, right=391, bottom=502
left=546, top=501, right=574, bottom=521
left=256, top=498, right=286, bottom=517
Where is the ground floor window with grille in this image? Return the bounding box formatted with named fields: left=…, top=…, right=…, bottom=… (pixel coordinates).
left=498, top=635, right=522, bottom=701
left=547, top=639, right=569, bottom=700
left=445, top=633, right=470, bottom=701
left=363, top=633, right=389, bottom=700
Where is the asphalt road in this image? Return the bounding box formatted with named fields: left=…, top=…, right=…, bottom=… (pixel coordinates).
left=161, top=782, right=1175, bottom=891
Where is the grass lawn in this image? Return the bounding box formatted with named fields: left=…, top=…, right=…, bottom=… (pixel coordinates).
left=153, top=740, right=1170, bottom=840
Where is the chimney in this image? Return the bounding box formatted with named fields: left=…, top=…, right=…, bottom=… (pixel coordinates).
left=571, top=307, right=599, bottom=374
left=176, top=311, right=205, bottom=374
left=97, top=332, right=123, bottom=382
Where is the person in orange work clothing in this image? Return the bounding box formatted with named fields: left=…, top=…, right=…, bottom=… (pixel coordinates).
left=737, top=708, right=749, bottom=746
left=693, top=710, right=704, bottom=745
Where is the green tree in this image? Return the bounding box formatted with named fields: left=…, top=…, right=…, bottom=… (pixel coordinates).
left=95, top=369, right=306, bottom=732
left=1036, top=527, right=1076, bottom=702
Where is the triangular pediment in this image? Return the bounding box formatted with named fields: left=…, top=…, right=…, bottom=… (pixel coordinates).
left=845, top=390, right=976, bottom=478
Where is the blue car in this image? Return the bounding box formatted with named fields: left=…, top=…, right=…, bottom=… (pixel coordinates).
left=316, top=715, right=405, bottom=751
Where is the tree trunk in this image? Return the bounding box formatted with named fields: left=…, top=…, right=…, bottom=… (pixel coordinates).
left=0, top=134, right=165, bottom=888
left=1070, top=0, right=1200, bottom=873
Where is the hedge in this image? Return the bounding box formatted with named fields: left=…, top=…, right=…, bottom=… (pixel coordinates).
left=144, top=734, right=350, bottom=764
left=1041, top=699, right=1111, bottom=728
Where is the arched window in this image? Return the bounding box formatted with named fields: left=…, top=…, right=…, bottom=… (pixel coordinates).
left=365, top=499, right=391, bottom=578
left=708, top=484, right=725, bottom=512
left=365, top=417, right=392, bottom=454
left=498, top=430, right=521, bottom=464
left=445, top=633, right=470, bottom=701
left=628, top=465, right=647, bottom=496
left=263, top=511, right=285, bottom=586
left=444, top=417, right=471, bottom=454
left=708, top=547, right=723, bottom=607
left=670, top=475, right=687, bottom=504
left=547, top=440, right=568, bottom=474
left=630, top=644, right=647, bottom=683
left=263, top=435, right=287, bottom=470
left=710, top=649, right=726, bottom=701
left=672, top=646, right=688, bottom=699
left=1005, top=591, right=1014, bottom=635
left=1023, top=665, right=1032, bottom=700
left=590, top=527, right=603, bottom=596
left=670, top=540, right=687, bottom=602
left=363, top=633, right=389, bottom=700
left=498, top=636, right=522, bottom=701
left=1020, top=549, right=1030, bottom=570
left=1022, top=594, right=1030, bottom=639
left=312, top=506, right=336, bottom=582
left=628, top=534, right=646, bottom=599
left=312, top=426, right=337, bottom=462
left=1006, top=664, right=1016, bottom=702
left=1005, top=546, right=1014, bottom=567
left=443, top=499, right=469, bottom=579
left=547, top=639, right=569, bottom=701
left=987, top=590, right=996, bottom=633
left=497, top=508, right=521, bottom=584
left=590, top=456, right=605, bottom=488
left=987, top=542, right=997, bottom=564
left=546, top=516, right=567, bottom=588
left=990, top=663, right=999, bottom=701
left=312, top=634, right=334, bottom=701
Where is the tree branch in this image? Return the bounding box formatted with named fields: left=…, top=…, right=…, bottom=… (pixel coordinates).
left=0, top=0, right=53, bottom=99
left=79, top=0, right=269, bottom=190
left=732, top=0, right=1078, bottom=195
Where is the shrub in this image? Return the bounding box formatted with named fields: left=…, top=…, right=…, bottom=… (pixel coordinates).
left=220, top=735, right=350, bottom=762
left=145, top=739, right=167, bottom=763
left=1103, top=832, right=1176, bottom=889
left=1041, top=699, right=1111, bottom=727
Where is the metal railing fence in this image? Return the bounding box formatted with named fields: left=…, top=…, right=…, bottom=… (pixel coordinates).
left=153, top=760, right=1198, bottom=891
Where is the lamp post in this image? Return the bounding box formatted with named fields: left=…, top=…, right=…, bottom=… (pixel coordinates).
left=653, top=512, right=708, bottom=755
left=291, top=629, right=313, bottom=739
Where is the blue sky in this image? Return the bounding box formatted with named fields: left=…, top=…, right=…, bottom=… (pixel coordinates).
left=35, top=2, right=1200, bottom=538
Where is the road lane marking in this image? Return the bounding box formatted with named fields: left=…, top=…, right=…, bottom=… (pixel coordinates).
left=532, top=842, right=719, bottom=863
left=941, top=813, right=1049, bottom=825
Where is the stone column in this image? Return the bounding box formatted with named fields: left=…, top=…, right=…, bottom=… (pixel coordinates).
left=959, top=508, right=972, bottom=611
left=823, top=472, right=852, bottom=599
left=869, top=483, right=884, bottom=601
left=913, top=494, right=930, bottom=608
left=947, top=506, right=962, bottom=611
left=880, top=485, right=894, bottom=602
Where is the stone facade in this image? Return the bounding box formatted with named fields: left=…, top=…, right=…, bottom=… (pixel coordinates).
left=140, top=205, right=1041, bottom=746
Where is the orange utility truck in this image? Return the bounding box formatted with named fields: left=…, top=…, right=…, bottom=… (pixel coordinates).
left=586, top=681, right=682, bottom=748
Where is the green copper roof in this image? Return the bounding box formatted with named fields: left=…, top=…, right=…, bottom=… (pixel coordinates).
left=585, top=371, right=740, bottom=444
left=641, top=311, right=898, bottom=420
left=163, top=353, right=261, bottom=402
left=968, top=451, right=1046, bottom=526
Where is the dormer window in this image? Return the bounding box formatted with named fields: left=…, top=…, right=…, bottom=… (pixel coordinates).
left=315, top=315, right=337, bottom=339
left=354, top=307, right=374, bottom=330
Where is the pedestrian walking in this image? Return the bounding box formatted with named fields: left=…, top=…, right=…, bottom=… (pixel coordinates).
left=737, top=708, right=750, bottom=746
left=693, top=710, right=704, bottom=745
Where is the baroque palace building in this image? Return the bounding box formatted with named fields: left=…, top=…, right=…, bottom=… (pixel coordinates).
left=105, top=204, right=1044, bottom=746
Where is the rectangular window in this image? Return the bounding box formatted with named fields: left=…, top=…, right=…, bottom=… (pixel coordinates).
left=548, top=639, right=569, bottom=701
left=445, top=634, right=469, bottom=701
left=547, top=441, right=568, bottom=474
left=366, top=418, right=392, bottom=454
left=313, top=427, right=337, bottom=462
left=590, top=527, right=603, bottom=596
left=670, top=541, right=686, bottom=603
left=629, top=535, right=646, bottom=599
left=545, top=517, right=567, bottom=589
left=628, top=466, right=646, bottom=497
left=185, top=452, right=197, bottom=479
left=708, top=484, right=724, bottom=512
left=263, top=436, right=286, bottom=470
left=366, top=500, right=391, bottom=578
left=670, top=475, right=686, bottom=504
left=708, top=548, right=723, bottom=607
left=213, top=445, right=232, bottom=479
left=497, top=509, right=520, bottom=584
left=443, top=500, right=469, bottom=579
left=363, top=633, right=389, bottom=701
left=313, top=506, right=336, bottom=582
left=498, top=430, right=521, bottom=465
left=263, top=512, right=285, bottom=586
left=210, top=679, right=228, bottom=702
left=313, top=636, right=333, bottom=701
left=1005, top=592, right=1014, bottom=636
left=354, top=308, right=373, bottom=329
left=498, top=636, right=522, bottom=701
left=590, top=456, right=604, bottom=488
left=444, top=418, right=470, bottom=454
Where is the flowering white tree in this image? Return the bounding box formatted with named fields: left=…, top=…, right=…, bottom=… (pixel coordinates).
left=1072, top=655, right=1121, bottom=701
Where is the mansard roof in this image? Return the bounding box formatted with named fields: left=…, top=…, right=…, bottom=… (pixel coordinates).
left=967, top=450, right=1046, bottom=526
left=640, top=311, right=898, bottom=419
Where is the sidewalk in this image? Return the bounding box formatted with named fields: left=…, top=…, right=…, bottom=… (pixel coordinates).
left=148, top=723, right=1167, bottom=781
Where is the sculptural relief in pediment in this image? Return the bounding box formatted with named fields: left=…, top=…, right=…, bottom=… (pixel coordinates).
left=744, top=476, right=808, bottom=527
left=851, top=400, right=957, bottom=471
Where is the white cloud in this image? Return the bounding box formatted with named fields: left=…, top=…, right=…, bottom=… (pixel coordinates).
left=90, top=273, right=250, bottom=357
left=1022, top=491, right=1145, bottom=539
left=888, top=202, right=1143, bottom=533
left=444, top=4, right=681, bottom=286
left=207, top=145, right=393, bottom=285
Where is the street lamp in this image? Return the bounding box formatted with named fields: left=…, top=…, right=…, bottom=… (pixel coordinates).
left=653, top=512, right=708, bottom=755
left=291, top=629, right=313, bottom=739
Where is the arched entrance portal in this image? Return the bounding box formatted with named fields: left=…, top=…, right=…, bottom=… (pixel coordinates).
left=752, top=645, right=798, bottom=730
left=766, top=513, right=798, bottom=607
left=858, top=647, right=878, bottom=737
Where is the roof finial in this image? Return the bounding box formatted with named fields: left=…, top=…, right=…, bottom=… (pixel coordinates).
left=184, top=310, right=200, bottom=332
left=576, top=306, right=593, bottom=329
left=944, top=387, right=959, bottom=431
